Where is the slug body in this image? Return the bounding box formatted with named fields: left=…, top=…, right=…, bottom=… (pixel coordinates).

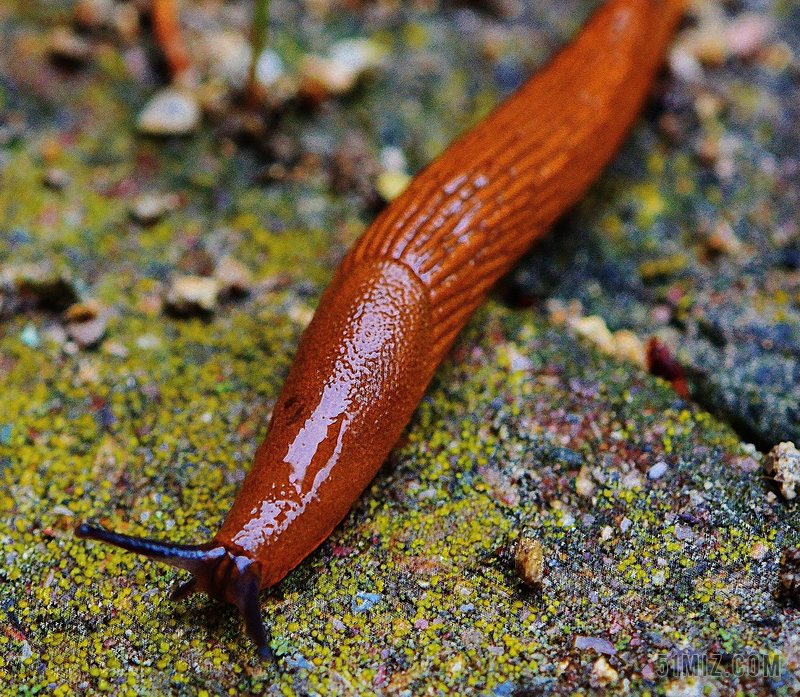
left=77, top=0, right=684, bottom=657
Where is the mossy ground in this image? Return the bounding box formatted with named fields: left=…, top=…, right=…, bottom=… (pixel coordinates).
left=3, top=305, right=798, bottom=695
left=1, top=0, right=799, bottom=695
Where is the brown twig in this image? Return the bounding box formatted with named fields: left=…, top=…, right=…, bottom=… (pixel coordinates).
left=150, top=0, right=192, bottom=85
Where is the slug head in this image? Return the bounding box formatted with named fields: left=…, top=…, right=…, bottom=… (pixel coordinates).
left=74, top=523, right=273, bottom=661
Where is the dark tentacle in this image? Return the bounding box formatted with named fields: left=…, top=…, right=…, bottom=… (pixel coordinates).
left=74, top=523, right=223, bottom=574
left=236, top=568, right=274, bottom=663
left=75, top=522, right=272, bottom=660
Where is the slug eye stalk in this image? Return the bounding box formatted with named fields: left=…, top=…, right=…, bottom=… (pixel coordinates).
left=74, top=524, right=274, bottom=662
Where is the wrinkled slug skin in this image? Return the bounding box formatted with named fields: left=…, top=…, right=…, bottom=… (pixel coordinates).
left=216, top=0, right=686, bottom=584
left=76, top=0, right=685, bottom=653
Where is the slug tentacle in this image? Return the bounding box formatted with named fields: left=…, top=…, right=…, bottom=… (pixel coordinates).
left=236, top=569, right=274, bottom=662
left=75, top=523, right=274, bottom=660
left=74, top=523, right=223, bottom=573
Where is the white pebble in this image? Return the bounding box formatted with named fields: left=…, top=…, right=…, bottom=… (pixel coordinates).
left=725, top=13, right=774, bottom=58
left=329, top=38, right=385, bottom=75
left=256, top=49, right=285, bottom=88
left=130, top=193, right=179, bottom=224
left=300, top=38, right=386, bottom=98
left=166, top=276, right=220, bottom=313
left=669, top=45, right=704, bottom=82
left=137, top=88, right=200, bottom=136
left=207, top=32, right=251, bottom=89
left=379, top=146, right=407, bottom=173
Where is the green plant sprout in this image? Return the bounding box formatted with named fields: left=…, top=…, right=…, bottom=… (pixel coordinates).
left=247, top=0, right=272, bottom=105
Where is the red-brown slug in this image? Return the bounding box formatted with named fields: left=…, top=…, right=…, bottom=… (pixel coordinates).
left=76, top=0, right=685, bottom=658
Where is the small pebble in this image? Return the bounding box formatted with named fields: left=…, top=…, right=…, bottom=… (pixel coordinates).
left=590, top=656, right=619, bottom=687
left=136, top=334, right=161, bottom=349
left=650, top=305, right=672, bottom=325
left=20, top=324, right=40, bottom=348
left=379, top=146, right=407, bottom=173
left=329, top=38, right=385, bottom=78
left=376, top=171, right=412, bottom=202
left=130, top=193, right=180, bottom=224
left=287, top=303, right=314, bottom=328
left=763, top=441, right=800, bottom=500
left=575, top=467, right=595, bottom=497
left=648, top=461, right=668, bottom=479
left=137, top=89, right=201, bottom=136
left=725, top=13, right=774, bottom=59
left=165, top=275, right=220, bottom=315
left=750, top=541, right=768, bottom=560
left=514, top=535, right=543, bottom=587
left=207, top=31, right=251, bottom=89
left=622, top=471, right=643, bottom=489
left=705, top=220, right=742, bottom=255
left=668, top=45, right=703, bottom=82
left=299, top=55, right=356, bottom=99
left=256, top=49, right=285, bottom=89
left=569, top=315, right=615, bottom=354
left=299, top=38, right=385, bottom=99
left=43, top=167, right=71, bottom=191
left=2, top=264, right=79, bottom=311
left=215, top=256, right=252, bottom=296
left=574, top=636, right=616, bottom=656
left=65, top=300, right=107, bottom=348
left=49, top=27, right=92, bottom=65
left=44, top=324, right=68, bottom=345
left=351, top=591, right=381, bottom=613
left=612, top=329, right=646, bottom=368
left=102, top=340, right=129, bottom=358
left=503, top=344, right=532, bottom=372
left=546, top=297, right=583, bottom=325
